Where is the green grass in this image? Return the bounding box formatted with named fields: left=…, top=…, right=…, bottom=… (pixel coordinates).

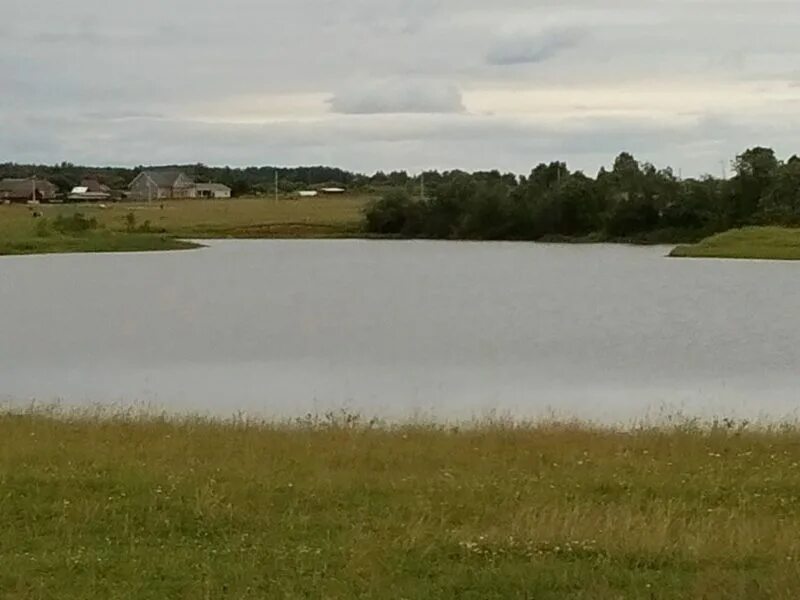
left=146, top=196, right=371, bottom=239
left=671, top=226, right=800, bottom=260
left=0, top=231, right=199, bottom=256
left=0, top=196, right=372, bottom=256
left=3, top=411, right=800, bottom=598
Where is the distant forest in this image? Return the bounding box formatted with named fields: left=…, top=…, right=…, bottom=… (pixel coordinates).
left=3, top=146, right=799, bottom=242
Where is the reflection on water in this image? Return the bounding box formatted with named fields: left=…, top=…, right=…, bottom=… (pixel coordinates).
left=2, top=240, right=799, bottom=423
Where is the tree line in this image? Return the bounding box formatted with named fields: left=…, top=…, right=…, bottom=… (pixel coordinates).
left=0, top=161, right=470, bottom=197
left=365, top=147, right=800, bottom=243
left=4, top=147, right=799, bottom=243
left=0, top=163, right=360, bottom=197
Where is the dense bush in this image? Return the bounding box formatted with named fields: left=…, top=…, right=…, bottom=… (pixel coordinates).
left=123, top=212, right=156, bottom=234
left=605, top=201, right=661, bottom=238
left=364, top=190, right=420, bottom=235
left=52, top=213, right=99, bottom=234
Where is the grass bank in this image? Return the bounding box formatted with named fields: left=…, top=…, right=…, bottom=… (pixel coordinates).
left=3, top=411, right=800, bottom=598
left=671, top=226, right=800, bottom=260
left=0, top=196, right=370, bottom=256
left=0, top=231, right=199, bottom=256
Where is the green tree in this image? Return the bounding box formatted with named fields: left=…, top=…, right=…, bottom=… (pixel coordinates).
left=759, top=156, right=800, bottom=221
left=730, top=147, right=779, bottom=223
left=364, top=189, right=420, bottom=236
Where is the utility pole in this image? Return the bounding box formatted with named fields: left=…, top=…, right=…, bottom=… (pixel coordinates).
left=420, top=172, right=425, bottom=201
left=31, top=177, right=36, bottom=203
left=721, top=160, right=728, bottom=181
left=274, top=170, right=279, bottom=202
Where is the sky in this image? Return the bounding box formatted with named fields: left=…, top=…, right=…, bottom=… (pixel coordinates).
left=3, top=0, right=800, bottom=176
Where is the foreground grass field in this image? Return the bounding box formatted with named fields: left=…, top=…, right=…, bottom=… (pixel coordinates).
left=671, top=226, right=800, bottom=260
left=0, top=196, right=371, bottom=256
left=3, top=412, right=800, bottom=598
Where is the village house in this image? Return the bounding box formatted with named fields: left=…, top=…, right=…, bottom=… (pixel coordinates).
left=68, top=179, right=112, bottom=202
left=127, top=170, right=196, bottom=201
left=194, top=183, right=232, bottom=199
left=127, top=170, right=232, bottom=201
left=0, top=178, right=58, bottom=203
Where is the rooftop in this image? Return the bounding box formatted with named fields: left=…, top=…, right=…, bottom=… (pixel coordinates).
left=139, top=170, right=194, bottom=188
left=0, top=178, right=57, bottom=196
left=195, top=183, right=231, bottom=192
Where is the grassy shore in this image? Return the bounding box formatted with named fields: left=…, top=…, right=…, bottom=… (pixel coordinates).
left=0, top=231, right=199, bottom=256
left=0, top=196, right=371, bottom=256
left=3, top=412, right=800, bottom=598
left=671, top=226, right=800, bottom=260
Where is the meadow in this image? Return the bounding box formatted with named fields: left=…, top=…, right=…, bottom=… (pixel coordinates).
left=0, top=195, right=371, bottom=256
left=3, top=410, right=800, bottom=598
left=671, top=226, right=800, bottom=260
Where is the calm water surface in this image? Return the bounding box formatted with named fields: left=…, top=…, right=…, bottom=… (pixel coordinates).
left=2, top=240, right=799, bottom=423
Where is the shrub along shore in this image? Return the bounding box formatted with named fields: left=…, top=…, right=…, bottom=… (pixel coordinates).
left=3, top=410, right=800, bottom=598
left=362, top=148, right=800, bottom=248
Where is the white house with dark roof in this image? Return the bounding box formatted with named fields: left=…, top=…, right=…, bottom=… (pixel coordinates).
left=194, top=182, right=232, bottom=198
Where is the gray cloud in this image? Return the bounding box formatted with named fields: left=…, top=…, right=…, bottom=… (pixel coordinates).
left=487, top=29, right=585, bottom=66
left=3, top=107, right=791, bottom=179
left=2, top=0, right=800, bottom=175
left=28, top=25, right=190, bottom=47
left=80, top=110, right=167, bottom=122
left=328, top=80, right=465, bottom=114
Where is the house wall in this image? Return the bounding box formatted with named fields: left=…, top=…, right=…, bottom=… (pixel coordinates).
left=0, top=191, right=23, bottom=202
left=171, top=187, right=197, bottom=199
left=195, top=186, right=231, bottom=199
left=37, top=184, right=57, bottom=201
left=128, top=173, right=159, bottom=201
left=174, top=174, right=194, bottom=188
left=210, top=188, right=231, bottom=198
left=171, top=174, right=197, bottom=199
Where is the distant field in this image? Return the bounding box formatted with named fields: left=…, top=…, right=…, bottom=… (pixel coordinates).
left=3, top=411, right=800, bottom=598
left=0, top=195, right=372, bottom=255
left=106, top=195, right=372, bottom=238
left=671, top=226, right=800, bottom=260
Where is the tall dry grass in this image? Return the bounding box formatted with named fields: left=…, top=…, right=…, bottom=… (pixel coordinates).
left=2, top=408, right=799, bottom=598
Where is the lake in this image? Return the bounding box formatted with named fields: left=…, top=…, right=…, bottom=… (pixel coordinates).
left=1, top=240, right=799, bottom=423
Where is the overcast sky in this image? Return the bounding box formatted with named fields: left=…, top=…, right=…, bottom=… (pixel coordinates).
left=3, top=0, right=800, bottom=175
